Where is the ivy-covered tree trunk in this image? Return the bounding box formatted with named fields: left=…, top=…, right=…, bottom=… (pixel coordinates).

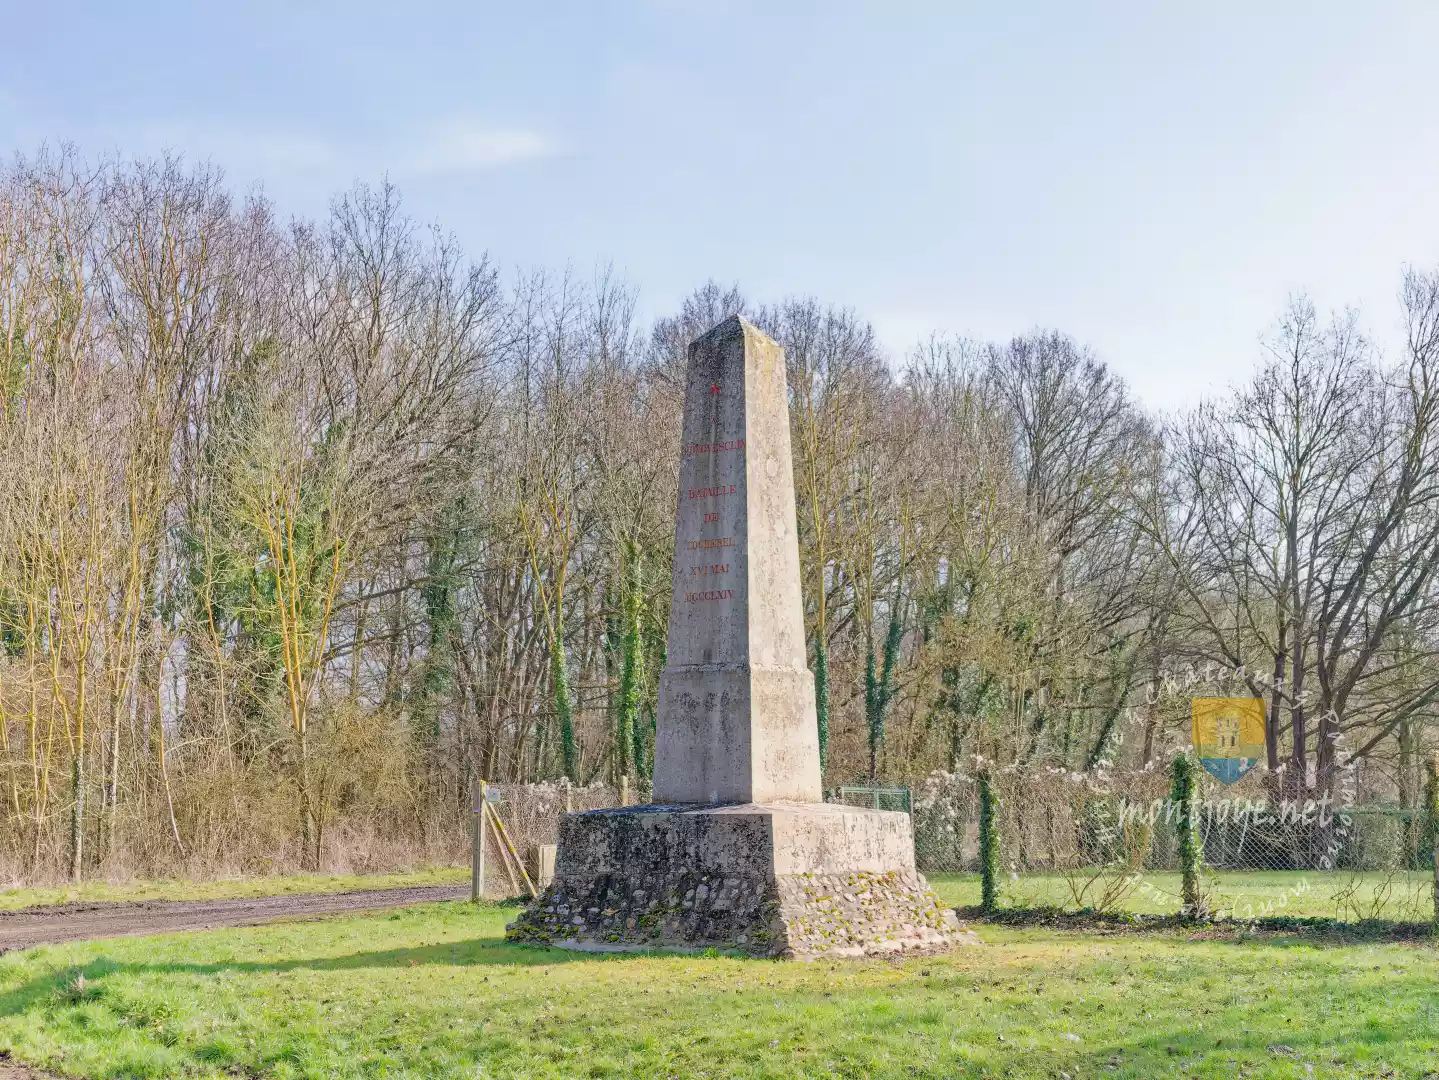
left=1172, top=754, right=1203, bottom=917
left=616, top=545, right=644, bottom=783
left=415, top=498, right=464, bottom=779
left=634, top=703, right=654, bottom=783
left=978, top=766, right=1000, bottom=913
left=1425, top=752, right=1439, bottom=928
left=865, top=644, right=879, bottom=784
left=551, top=599, right=578, bottom=783
left=633, top=632, right=663, bottom=784
left=866, top=590, right=903, bottom=785
left=814, top=639, right=829, bottom=770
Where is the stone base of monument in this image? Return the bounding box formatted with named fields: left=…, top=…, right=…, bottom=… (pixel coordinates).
left=504, top=802, right=976, bottom=959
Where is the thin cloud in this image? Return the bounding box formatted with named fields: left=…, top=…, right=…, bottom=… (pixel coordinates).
left=401, top=122, right=560, bottom=176
left=105, top=119, right=559, bottom=186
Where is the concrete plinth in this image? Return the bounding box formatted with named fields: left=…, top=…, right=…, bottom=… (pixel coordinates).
left=506, top=802, right=973, bottom=958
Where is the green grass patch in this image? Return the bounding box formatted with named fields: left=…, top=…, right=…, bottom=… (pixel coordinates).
left=929, top=869, right=1436, bottom=922
left=0, top=867, right=468, bottom=911
left=1, top=900, right=1437, bottom=1078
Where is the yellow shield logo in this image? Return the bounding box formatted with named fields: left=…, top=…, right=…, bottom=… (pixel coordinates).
left=1192, top=698, right=1266, bottom=784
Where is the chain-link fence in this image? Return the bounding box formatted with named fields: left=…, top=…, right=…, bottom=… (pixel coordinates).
left=832, top=785, right=912, bottom=812
left=903, top=764, right=1439, bottom=924
left=477, top=781, right=620, bottom=898
left=492, top=772, right=1436, bottom=924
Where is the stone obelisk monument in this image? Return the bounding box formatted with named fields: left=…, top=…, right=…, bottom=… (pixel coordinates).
left=508, top=317, right=968, bottom=958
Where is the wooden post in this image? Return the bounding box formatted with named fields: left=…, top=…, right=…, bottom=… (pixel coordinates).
left=621, top=774, right=630, bottom=807
left=489, top=803, right=538, bottom=897
left=471, top=779, right=486, bottom=902
left=486, top=803, right=521, bottom=896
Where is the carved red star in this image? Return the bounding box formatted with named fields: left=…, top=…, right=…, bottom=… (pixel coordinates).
left=710, top=383, right=720, bottom=395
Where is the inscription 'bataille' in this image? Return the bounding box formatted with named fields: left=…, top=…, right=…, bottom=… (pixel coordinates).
left=688, top=484, right=737, bottom=500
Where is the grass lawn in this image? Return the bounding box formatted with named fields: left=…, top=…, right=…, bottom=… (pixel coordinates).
left=0, top=868, right=469, bottom=912
left=929, top=870, right=1437, bottom=922
left=2, top=900, right=1437, bottom=1079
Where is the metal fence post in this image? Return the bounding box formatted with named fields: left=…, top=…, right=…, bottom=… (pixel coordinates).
left=1427, top=753, right=1439, bottom=928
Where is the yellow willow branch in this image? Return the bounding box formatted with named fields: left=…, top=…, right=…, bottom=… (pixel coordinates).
left=0, top=655, right=17, bottom=819
left=281, top=490, right=308, bottom=731
left=257, top=495, right=306, bottom=742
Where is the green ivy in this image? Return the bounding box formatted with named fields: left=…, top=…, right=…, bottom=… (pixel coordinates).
left=978, top=767, right=1001, bottom=913
left=616, top=543, right=644, bottom=782
left=1425, top=753, right=1439, bottom=928
left=1171, top=754, right=1203, bottom=916
left=813, top=640, right=829, bottom=768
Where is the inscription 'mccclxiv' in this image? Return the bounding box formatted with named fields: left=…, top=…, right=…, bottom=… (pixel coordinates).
left=685, top=588, right=734, bottom=603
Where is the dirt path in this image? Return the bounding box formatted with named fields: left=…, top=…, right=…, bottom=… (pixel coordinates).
left=0, top=884, right=470, bottom=953
left=0, top=1060, right=50, bottom=1080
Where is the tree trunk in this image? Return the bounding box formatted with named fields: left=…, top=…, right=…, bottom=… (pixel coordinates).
left=68, top=749, right=84, bottom=881
left=551, top=608, right=577, bottom=782
left=1399, top=717, right=1417, bottom=867
left=814, top=639, right=829, bottom=770
left=298, top=725, right=317, bottom=869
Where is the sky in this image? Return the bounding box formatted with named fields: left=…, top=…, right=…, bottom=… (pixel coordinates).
left=3, top=1, right=1437, bottom=411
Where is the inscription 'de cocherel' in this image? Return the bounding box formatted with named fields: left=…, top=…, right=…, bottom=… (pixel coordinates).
left=682, top=438, right=745, bottom=458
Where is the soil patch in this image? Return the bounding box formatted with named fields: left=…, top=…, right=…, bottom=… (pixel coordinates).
left=0, top=1055, right=54, bottom=1079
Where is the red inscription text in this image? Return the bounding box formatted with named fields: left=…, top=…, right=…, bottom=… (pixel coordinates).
left=688, top=484, right=737, bottom=500
left=685, top=588, right=734, bottom=603
left=682, top=439, right=745, bottom=459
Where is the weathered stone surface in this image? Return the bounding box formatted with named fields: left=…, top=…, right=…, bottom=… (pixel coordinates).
left=505, top=316, right=974, bottom=958
left=506, top=804, right=975, bottom=958
left=653, top=317, right=820, bottom=805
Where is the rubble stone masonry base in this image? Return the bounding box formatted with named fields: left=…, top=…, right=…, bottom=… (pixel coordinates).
left=505, top=802, right=976, bottom=959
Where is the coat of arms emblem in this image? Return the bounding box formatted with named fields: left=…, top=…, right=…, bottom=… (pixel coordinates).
left=1191, top=698, right=1266, bottom=783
